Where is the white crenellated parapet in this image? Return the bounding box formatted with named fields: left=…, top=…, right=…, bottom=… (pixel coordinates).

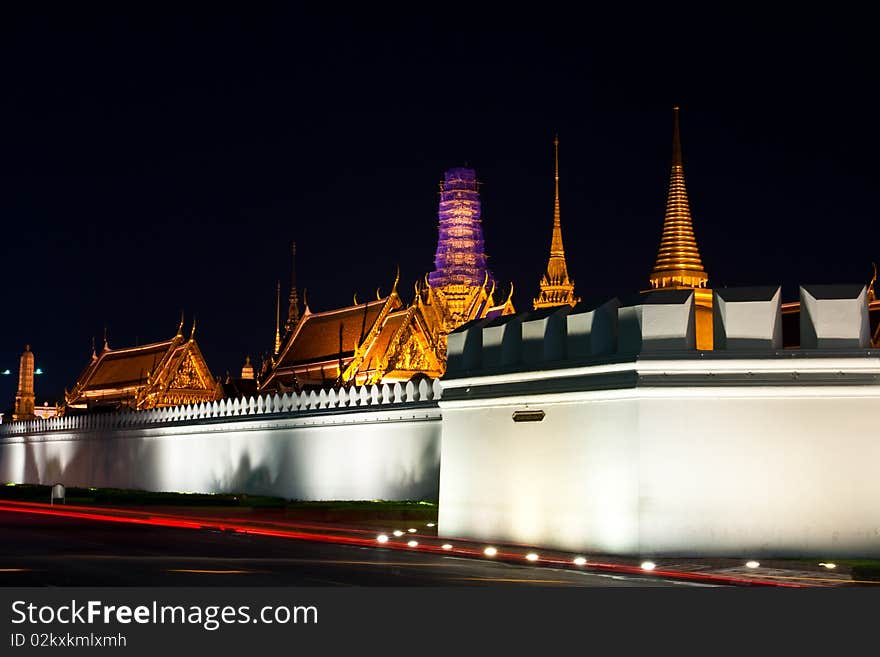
left=0, top=378, right=443, bottom=437
left=713, top=286, right=783, bottom=350
left=522, top=305, right=571, bottom=364
left=566, top=298, right=620, bottom=359
left=446, top=317, right=496, bottom=373
left=800, top=284, right=870, bottom=349
left=619, top=289, right=695, bottom=353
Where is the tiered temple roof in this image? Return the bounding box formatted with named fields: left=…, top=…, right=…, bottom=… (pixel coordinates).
left=65, top=320, right=221, bottom=411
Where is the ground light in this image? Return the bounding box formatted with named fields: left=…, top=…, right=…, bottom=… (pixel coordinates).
left=819, top=562, right=836, bottom=569
left=376, top=534, right=389, bottom=544
left=392, top=530, right=404, bottom=537
left=426, top=523, right=435, bottom=527
left=525, top=553, right=539, bottom=562
left=407, top=540, right=418, bottom=548
left=407, top=528, right=417, bottom=533
left=573, top=557, right=587, bottom=566
left=746, top=561, right=760, bottom=569
left=483, top=547, right=497, bottom=557
left=641, top=561, right=656, bottom=571
left=441, top=544, right=453, bottom=550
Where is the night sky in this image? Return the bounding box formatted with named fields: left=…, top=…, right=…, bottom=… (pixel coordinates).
left=2, top=7, right=877, bottom=407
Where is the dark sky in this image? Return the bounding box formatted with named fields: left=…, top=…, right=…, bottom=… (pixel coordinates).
left=2, top=7, right=878, bottom=406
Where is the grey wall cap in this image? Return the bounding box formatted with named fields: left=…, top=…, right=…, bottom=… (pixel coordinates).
left=714, top=285, right=781, bottom=303
left=619, top=290, right=695, bottom=352
left=566, top=298, right=620, bottom=359
left=522, top=305, right=573, bottom=364
left=800, top=284, right=869, bottom=349
left=714, top=285, right=782, bottom=350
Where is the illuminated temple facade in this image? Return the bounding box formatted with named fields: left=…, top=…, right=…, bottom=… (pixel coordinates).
left=259, top=166, right=513, bottom=393
left=64, top=320, right=222, bottom=412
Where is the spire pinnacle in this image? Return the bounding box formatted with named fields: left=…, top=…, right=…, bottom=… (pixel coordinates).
left=534, top=134, right=579, bottom=309
left=190, top=316, right=197, bottom=341
left=648, top=106, right=709, bottom=290
left=869, top=263, right=878, bottom=302
left=285, top=241, right=301, bottom=332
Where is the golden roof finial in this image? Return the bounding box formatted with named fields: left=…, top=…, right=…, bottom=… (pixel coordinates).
left=274, top=280, right=281, bottom=355
left=869, top=263, right=878, bottom=302
left=534, top=134, right=579, bottom=309
left=176, top=311, right=184, bottom=337
left=190, top=315, right=197, bottom=341
left=648, top=106, right=709, bottom=290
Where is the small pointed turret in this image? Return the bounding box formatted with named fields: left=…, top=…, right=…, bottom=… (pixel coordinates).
left=649, top=107, right=709, bottom=289
left=286, top=241, right=301, bottom=332
left=274, top=280, right=282, bottom=355
left=241, top=356, right=254, bottom=380
left=13, top=345, right=36, bottom=421
left=534, top=135, right=579, bottom=309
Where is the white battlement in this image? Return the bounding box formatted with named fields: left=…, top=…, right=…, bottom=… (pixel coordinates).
left=0, top=378, right=442, bottom=437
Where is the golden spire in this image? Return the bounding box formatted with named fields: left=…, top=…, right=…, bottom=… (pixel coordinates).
left=274, top=280, right=281, bottom=355
left=285, top=241, right=300, bottom=332
left=869, top=263, right=878, bottom=302
left=534, top=134, right=579, bottom=309
left=649, top=106, right=709, bottom=289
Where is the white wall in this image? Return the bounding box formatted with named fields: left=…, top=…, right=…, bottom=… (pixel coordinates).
left=439, top=385, right=880, bottom=557
left=0, top=410, right=441, bottom=501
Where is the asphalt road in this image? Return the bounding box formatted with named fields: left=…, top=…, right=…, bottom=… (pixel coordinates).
left=0, top=510, right=705, bottom=587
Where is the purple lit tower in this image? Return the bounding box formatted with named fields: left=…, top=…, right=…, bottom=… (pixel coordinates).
left=428, top=167, right=495, bottom=288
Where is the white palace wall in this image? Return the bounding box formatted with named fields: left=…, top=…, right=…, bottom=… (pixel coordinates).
left=438, top=383, right=880, bottom=557
left=0, top=381, right=442, bottom=501
left=438, top=285, right=880, bottom=557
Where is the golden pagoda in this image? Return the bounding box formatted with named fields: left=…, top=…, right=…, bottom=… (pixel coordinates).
left=648, top=106, right=713, bottom=349
left=12, top=345, right=36, bottom=421
left=534, top=135, right=579, bottom=309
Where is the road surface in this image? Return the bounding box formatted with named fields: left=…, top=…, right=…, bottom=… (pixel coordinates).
left=0, top=510, right=704, bottom=587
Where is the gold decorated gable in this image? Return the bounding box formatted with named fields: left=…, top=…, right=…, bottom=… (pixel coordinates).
left=65, top=329, right=221, bottom=412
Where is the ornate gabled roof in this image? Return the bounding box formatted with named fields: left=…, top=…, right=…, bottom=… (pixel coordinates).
left=65, top=322, right=220, bottom=410
left=70, top=339, right=174, bottom=397
left=275, top=296, right=399, bottom=368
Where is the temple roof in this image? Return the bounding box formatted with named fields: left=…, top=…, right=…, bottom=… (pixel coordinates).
left=66, top=324, right=220, bottom=410
left=358, top=308, right=410, bottom=370
left=275, top=296, right=399, bottom=368
left=81, top=341, right=172, bottom=391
